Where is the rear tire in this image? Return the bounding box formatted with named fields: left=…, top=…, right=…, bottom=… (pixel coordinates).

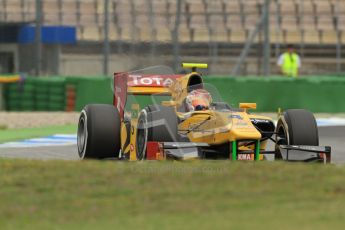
left=275, top=109, right=319, bottom=158
left=136, top=105, right=178, bottom=160
left=77, top=104, right=121, bottom=159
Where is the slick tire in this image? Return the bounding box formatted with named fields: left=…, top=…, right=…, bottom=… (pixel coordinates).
left=136, top=105, right=178, bottom=160
left=77, top=104, right=121, bottom=159
left=275, top=109, right=319, bottom=158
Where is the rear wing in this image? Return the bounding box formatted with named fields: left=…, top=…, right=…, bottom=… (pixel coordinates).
left=113, top=72, right=183, bottom=120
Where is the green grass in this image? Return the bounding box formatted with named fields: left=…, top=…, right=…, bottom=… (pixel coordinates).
left=1, top=160, right=345, bottom=229
left=0, top=125, right=77, bottom=143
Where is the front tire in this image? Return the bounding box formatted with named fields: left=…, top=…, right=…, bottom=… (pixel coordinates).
left=77, top=104, right=121, bottom=159
left=275, top=109, right=319, bottom=158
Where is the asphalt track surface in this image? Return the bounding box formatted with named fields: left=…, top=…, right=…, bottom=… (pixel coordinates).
left=0, top=126, right=344, bottom=163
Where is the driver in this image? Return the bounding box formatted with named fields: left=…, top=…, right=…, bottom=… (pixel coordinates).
left=185, top=89, right=212, bottom=111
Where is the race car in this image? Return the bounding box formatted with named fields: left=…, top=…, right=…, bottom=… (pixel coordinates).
left=77, top=63, right=331, bottom=163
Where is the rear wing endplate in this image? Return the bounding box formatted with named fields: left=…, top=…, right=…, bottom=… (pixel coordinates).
left=113, top=72, right=183, bottom=120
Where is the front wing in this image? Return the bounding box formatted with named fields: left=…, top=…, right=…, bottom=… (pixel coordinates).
left=145, top=141, right=332, bottom=163
left=278, top=145, right=331, bottom=163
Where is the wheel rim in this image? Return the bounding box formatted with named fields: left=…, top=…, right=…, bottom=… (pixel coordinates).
left=136, top=110, right=148, bottom=160
left=275, top=124, right=288, bottom=160
left=136, top=118, right=147, bottom=160
left=77, top=114, right=86, bottom=157
left=277, top=125, right=288, bottom=145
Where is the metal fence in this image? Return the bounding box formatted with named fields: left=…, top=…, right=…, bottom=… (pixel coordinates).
left=0, top=0, right=344, bottom=76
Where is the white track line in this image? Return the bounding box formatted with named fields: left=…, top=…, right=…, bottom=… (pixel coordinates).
left=316, top=118, right=345, bottom=127
left=1, top=118, right=345, bottom=149
left=0, top=134, right=77, bottom=148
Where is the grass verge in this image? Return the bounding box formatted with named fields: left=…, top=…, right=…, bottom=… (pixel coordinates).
left=0, top=124, right=77, bottom=143
left=0, top=159, right=345, bottom=229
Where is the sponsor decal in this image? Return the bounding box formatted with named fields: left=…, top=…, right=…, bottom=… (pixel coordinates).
left=250, top=119, right=271, bottom=124
left=128, top=75, right=181, bottom=87
left=238, top=154, right=253, bottom=161
left=229, top=114, right=243, bottom=120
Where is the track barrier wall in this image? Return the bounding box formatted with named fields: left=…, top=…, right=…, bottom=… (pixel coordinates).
left=3, top=76, right=345, bottom=113
left=204, top=76, right=345, bottom=113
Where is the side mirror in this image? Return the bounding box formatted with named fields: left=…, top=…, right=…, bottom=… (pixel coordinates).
left=239, top=103, right=257, bottom=112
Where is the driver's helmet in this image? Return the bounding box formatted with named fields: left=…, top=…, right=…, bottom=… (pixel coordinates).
left=186, top=89, right=212, bottom=111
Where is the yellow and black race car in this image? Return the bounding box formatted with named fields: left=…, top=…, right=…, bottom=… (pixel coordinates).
left=77, top=63, right=331, bottom=163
